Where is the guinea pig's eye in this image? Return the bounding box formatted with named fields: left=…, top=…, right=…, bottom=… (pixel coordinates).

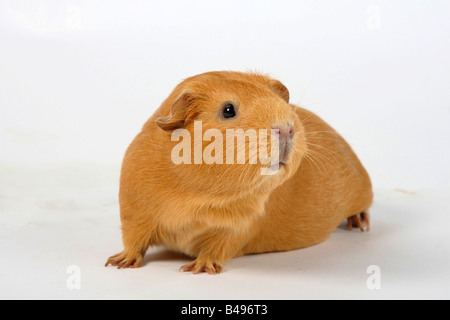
left=222, top=103, right=236, bottom=119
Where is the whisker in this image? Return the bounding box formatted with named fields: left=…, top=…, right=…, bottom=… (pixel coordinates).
left=305, top=151, right=326, bottom=172
left=303, top=153, right=323, bottom=175
left=299, top=112, right=316, bottom=125
left=306, top=136, right=342, bottom=143
left=307, top=148, right=341, bottom=170
left=305, top=130, right=341, bottom=136
left=306, top=142, right=363, bottom=177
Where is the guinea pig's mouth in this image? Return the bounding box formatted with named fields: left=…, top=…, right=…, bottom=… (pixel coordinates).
left=269, top=161, right=286, bottom=171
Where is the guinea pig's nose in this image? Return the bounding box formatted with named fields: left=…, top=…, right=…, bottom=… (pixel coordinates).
left=271, top=123, right=295, bottom=140
left=271, top=123, right=295, bottom=164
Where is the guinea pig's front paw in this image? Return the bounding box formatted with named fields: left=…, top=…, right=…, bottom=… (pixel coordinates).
left=105, top=250, right=144, bottom=269
left=179, top=258, right=223, bottom=275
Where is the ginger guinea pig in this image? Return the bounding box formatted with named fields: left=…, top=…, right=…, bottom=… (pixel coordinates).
left=105, top=71, right=373, bottom=274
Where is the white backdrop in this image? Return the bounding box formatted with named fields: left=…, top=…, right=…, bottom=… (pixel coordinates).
left=1, top=0, right=450, bottom=300
left=1, top=0, right=449, bottom=189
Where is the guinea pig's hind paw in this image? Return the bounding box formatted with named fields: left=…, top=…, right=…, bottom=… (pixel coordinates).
left=347, top=212, right=370, bottom=232
left=105, top=251, right=143, bottom=269
left=179, top=259, right=222, bottom=275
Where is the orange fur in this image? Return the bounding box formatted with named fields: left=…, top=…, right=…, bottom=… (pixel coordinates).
left=105, top=71, right=373, bottom=273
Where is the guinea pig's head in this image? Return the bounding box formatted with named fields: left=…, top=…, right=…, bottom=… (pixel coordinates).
left=154, top=71, right=307, bottom=200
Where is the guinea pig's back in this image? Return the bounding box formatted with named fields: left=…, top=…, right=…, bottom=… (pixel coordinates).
left=243, top=106, right=373, bottom=254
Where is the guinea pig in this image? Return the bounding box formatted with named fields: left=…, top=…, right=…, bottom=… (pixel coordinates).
left=105, top=71, right=373, bottom=274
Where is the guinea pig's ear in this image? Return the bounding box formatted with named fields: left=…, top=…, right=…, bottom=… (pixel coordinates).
left=268, top=79, right=290, bottom=103
left=155, top=91, right=199, bottom=133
